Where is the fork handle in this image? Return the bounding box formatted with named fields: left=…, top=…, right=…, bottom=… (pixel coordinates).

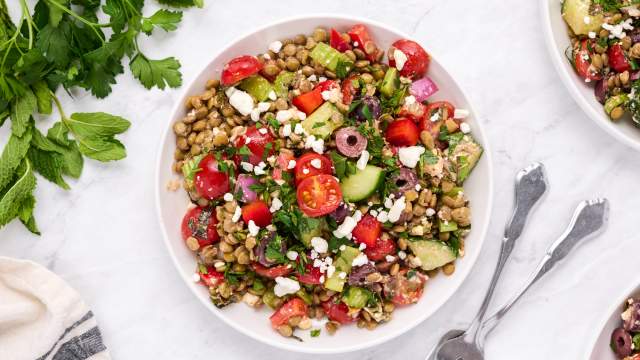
left=476, top=199, right=609, bottom=347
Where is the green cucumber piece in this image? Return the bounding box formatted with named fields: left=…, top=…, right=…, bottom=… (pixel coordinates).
left=380, top=68, right=399, bottom=97
left=450, top=135, right=482, bottom=184
left=604, top=94, right=629, bottom=115
left=342, top=287, right=371, bottom=308
left=299, top=217, right=327, bottom=248
left=274, top=71, right=295, bottom=98
left=407, top=240, right=457, bottom=271
left=562, top=0, right=603, bottom=35
left=239, top=75, right=272, bottom=102
left=340, top=165, right=384, bottom=202
left=301, top=102, right=343, bottom=138
left=324, top=246, right=360, bottom=292
left=310, top=42, right=349, bottom=72
left=439, top=219, right=458, bottom=233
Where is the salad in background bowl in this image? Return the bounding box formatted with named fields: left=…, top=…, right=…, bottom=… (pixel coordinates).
left=541, top=0, right=640, bottom=151
left=155, top=15, right=492, bottom=353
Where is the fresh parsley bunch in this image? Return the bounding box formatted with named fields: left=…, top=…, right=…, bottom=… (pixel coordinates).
left=0, top=0, right=201, bottom=234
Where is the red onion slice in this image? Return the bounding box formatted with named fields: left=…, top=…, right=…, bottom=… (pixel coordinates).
left=409, top=77, right=439, bottom=102
left=234, top=174, right=258, bottom=203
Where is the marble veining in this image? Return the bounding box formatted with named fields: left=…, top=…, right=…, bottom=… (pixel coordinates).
left=2, top=0, right=640, bottom=359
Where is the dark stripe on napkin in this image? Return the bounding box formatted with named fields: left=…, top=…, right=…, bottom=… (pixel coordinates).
left=50, top=327, right=106, bottom=360
left=36, top=311, right=98, bottom=360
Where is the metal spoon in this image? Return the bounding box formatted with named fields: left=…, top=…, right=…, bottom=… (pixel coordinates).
left=429, top=198, right=610, bottom=360
left=425, top=162, right=549, bottom=360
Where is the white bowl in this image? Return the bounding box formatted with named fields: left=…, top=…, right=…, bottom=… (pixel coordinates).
left=541, top=0, right=640, bottom=151
left=584, top=280, right=640, bottom=359
left=155, top=14, right=493, bottom=354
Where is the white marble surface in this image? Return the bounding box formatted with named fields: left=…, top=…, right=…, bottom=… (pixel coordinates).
left=2, top=0, right=640, bottom=359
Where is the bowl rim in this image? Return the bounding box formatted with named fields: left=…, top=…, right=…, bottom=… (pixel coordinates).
left=154, top=12, right=494, bottom=354
left=539, top=0, right=640, bottom=152
left=582, top=276, right=640, bottom=359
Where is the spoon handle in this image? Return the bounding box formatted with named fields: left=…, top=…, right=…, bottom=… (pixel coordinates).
left=477, top=198, right=610, bottom=346
left=464, top=163, right=548, bottom=340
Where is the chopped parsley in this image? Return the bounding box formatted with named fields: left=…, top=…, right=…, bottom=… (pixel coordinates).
left=310, top=329, right=321, bottom=337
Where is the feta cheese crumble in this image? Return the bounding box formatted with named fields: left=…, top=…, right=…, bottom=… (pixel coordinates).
left=223, top=193, right=233, bottom=202
left=333, top=210, right=363, bottom=238
left=393, top=49, right=408, bottom=71
left=356, top=150, right=370, bottom=170
left=232, top=206, right=242, bottom=222
left=310, top=158, right=322, bottom=169
left=286, top=251, right=299, bottom=261
left=311, top=236, right=329, bottom=253
left=387, top=196, right=407, bottom=223
left=352, top=253, right=369, bottom=267
left=453, top=108, right=470, bottom=119
left=269, top=40, right=283, bottom=53
left=460, top=122, right=471, bottom=134
left=398, top=146, right=426, bottom=168
left=228, top=89, right=254, bottom=116
left=248, top=220, right=260, bottom=236
left=287, top=159, right=297, bottom=169
left=274, top=276, right=300, bottom=297
left=282, top=123, right=292, bottom=137
left=270, top=198, right=283, bottom=213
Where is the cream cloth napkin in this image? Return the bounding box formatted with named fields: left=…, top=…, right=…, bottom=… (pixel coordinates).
left=0, top=257, right=110, bottom=360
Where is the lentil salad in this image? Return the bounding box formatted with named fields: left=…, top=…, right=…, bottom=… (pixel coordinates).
left=611, top=298, right=640, bottom=359
left=171, top=24, right=483, bottom=339
left=562, top=0, right=640, bottom=125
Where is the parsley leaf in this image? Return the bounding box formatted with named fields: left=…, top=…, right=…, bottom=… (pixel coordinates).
left=141, top=9, right=183, bottom=35
left=335, top=59, right=354, bottom=79
left=130, top=54, right=182, bottom=90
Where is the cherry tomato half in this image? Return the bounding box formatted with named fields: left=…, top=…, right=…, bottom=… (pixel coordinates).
left=235, top=125, right=275, bottom=165
left=389, top=39, right=430, bottom=79
left=242, top=200, right=272, bottom=227
left=351, top=214, right=382, bottom=249
left=198, top=266, right=224, bottom=287
left=181, top=206, right=220, bottom=247
left=296, top=174, right=342, bottom=217
left=272, top=151, right=295, bottom=181
left=399, top=99, right=427, bottom=121
left=253, top=263, right=293, bottom=279
left=425, top=101, right=455, bottom=121
left=384, top=269, right=427, bottom=306
left=608, top=43, right=631, bottom=74
left=221, top=55, right=263, bottom=86
left=574, top=40, right=603, bottom=81
left=322, top=299, right=356, bottom=324
left=296, top=263, right=323, bottom=285
left=270, top=298, right=308, bottom=328
left=364, top=237, right=396, bottom=261
left=385, top=118, right=420, bottom=147
left=341, top=75, right=359, bottom=105
left=294, top=152, right=333, bottom=184
left=194, top=155, right=230, bottom=200
left=330, top=28, right=352, bottom=52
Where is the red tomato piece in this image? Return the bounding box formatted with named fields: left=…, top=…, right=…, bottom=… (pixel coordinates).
left=270, top=298, right=308, bottom=328
left=253, top=263, right=293, bottom=279
left=384, top=270, right=427, bottom=306
left=194, top=155, right=230, bottom=200
left=241, top=200, right=272, bottom=227
left=272, top=151, right=295, bottom=181
left=296, top=174, right=342, bottom=217
left=317, top=79, right=340, bottom=92
left=364, top=237, right=396, bottom=261
left=235, top=125, right=275, bottom=165
left=574, top=40, right=603, bottom=81
left=348, top=24, right=380, bottom=62
left=322, top=299, right=356, bottom=324
left=385, top=118, right=420, bottom=146
left=198, top=266, right=224, bottom=287
left=389, top=39, right=430, bottom=79
left=425, top=101, right=455, bottom=121
left=296, top=263, right=323, bottom=285
left=351, top=214, right=382, bottom=249
left=292, top=87, right=324, bottom=115
left=221, top=55, right=263, bottom=86
left=341, top=75, right=359, bottom=105
left=181, top=206, right=220, bottom=247
left=608, top=43, right=631, bottom=74
left=330, top=28, right=352, bottom=52
left=294, top=152, right=333, bottom=184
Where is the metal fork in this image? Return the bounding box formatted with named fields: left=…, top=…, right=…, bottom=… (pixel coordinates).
left=427, top=198, right=610, bottom=360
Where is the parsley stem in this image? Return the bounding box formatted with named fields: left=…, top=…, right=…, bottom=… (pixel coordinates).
left=18, top=0, right=33, bottom=49
left=44, top=0, right=105, bottom=44
left=50, top=91, right=68, bottom=121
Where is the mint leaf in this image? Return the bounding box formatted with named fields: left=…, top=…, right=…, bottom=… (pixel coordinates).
left=32, top=81, right=53, bottom=115
left=28, top=147, right=69, bottom=190
left=130, top=54, right=182, bottom=90
left=32, top=127, right=83, bottom=179
left=77, top=136, right=126, bottom=161
left=0, top=126, right=33, bottom=190
left=65, top=112, right=131, bottom=137
left=142, top=10, right=183, bottom=35
left=0, top=160, right=36, bottom=228
left=17, top=194, right=39, bottom=235
left=10, top=88, right=37, bottom=136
